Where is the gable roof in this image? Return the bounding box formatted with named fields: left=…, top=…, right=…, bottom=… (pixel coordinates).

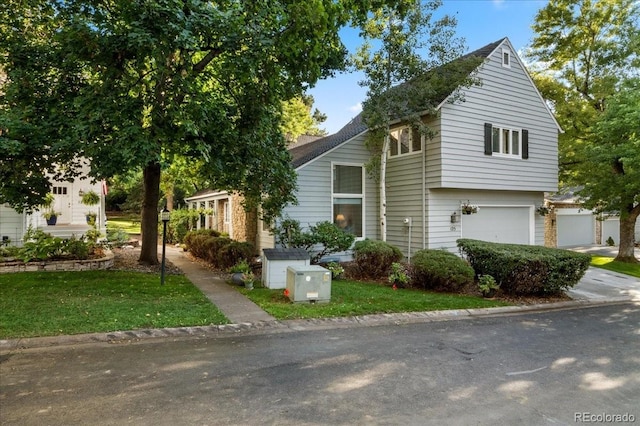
left=289, top=38, right=506, bottom=169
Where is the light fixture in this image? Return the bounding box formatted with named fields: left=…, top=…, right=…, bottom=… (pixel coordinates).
left=451, top=212, right=459, bottom=223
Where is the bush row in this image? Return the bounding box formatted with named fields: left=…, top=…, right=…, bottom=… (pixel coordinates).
left=0, top=228, right=99, bottom=263
left=183, top=229, right=254, bottom=270
left=457, top=238, right=591, bottom=295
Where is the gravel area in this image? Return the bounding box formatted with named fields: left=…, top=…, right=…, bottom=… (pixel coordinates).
left=111, top=247, right=183, bottom=275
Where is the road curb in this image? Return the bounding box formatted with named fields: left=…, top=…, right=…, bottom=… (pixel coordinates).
left=1, top=298, right=632, bottom=353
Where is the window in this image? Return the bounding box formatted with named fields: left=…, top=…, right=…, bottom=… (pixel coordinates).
left=502, top=47, right=511, bottom=68
left=388, top=127, right=422, bottom=157
left=484, top=123, right=528, bottom=159
left=332, top=164, right=364, bottom=238
left=223, top=201, right=230, bottom=223
left=52, top=186, right=67, bottom=195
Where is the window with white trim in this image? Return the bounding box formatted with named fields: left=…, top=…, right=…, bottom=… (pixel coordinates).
left=484, top=123, right=529, bottom=159
left=332, top=164, right=364, bottom=238
left=388, top=127, right=422, bottom=157
left=502, top=47, right=511, bottom=68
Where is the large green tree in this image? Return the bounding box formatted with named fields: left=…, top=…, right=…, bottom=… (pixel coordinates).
left=0, top=0, right=410, bottom=264
left=352, top=0, right=479, bottom=240
left=527, top=0, right=640, bottom=262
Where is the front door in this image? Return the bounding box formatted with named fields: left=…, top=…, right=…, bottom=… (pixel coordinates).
left=52, top=185, right=71, bottom=224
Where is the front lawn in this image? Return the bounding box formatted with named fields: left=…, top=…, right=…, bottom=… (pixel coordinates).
left=106, top=212, right=141, bottom=235
left=0, top=271, right=228, bottom=339
left=591, top=256, right=640, bottom=278
left=238, top=279, right=510, bottom=320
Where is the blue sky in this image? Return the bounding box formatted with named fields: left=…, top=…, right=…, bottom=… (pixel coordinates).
left=308, top=0, right=547, bottom=134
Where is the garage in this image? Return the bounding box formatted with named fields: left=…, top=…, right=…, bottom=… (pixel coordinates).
left=556, top=211, right=595, bottom=247
left=461, top=206, right=531, bottom=244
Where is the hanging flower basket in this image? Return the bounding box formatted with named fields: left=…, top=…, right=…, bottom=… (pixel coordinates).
left=536, top=205, right=550, bottom=216
left=461, top=201, right=479, bottom=215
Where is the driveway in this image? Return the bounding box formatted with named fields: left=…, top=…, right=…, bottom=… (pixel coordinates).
left=566, top=245, right=640, bottom=302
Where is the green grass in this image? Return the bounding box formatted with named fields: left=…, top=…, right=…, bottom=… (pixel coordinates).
left=591, top=256, right=640, bottom=278
left=106, top=213, right=141, bottom=235
left=238, top=280, right=510, bottom=320
left=0, top=271, right=228, bottom=339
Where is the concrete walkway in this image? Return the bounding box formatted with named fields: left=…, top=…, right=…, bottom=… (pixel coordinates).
left=164, top=246, right=276, bottom=324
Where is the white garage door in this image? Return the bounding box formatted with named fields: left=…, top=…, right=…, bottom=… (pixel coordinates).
left=461, top=207, right=531, bottom=244
left=557, top=214, right=595, bottom=247
left=601, top=218, right=620, bottom=245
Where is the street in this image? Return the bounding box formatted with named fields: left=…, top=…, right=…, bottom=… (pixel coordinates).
left=1, top=304, right=639, bottom=425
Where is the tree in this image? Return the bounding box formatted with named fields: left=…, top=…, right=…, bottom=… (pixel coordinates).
left=352, top=0, right=479, bottom=240
left=581, top=79, right=640, bottom=262
left=281, top=94, right=327, bottom=142
left=1, top=0, right=410, bottom=264
left=527, top=0, right=640, bottom=261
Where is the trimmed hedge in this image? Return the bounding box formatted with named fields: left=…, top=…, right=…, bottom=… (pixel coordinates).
left=457, top=239, right=591, bottom=295
left=183, top=230, right=253, bottom=269
left=352, top=239, right=403, bottom=279
left=411, top=249, right=475, bottom=292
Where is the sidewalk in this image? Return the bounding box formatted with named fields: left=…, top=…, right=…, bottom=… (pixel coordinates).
left=164, top=246, right=275, bottom=324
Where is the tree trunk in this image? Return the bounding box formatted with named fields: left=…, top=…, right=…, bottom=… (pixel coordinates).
left=380, top=133, right=389, bottom=242
left=139, top=162, right=161, bottom=265
left=615, top=207, right=639, bottom=263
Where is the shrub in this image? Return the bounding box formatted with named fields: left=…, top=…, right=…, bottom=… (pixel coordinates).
left=388, top=262, right=410, bottom=288
left=183, top=229, right=221, bottom=251
left=272, top=218, right=355, bottom=264
left=352, top=239, right=403, bottom=279
left=457, top=239, right=591, bottom=295
left=106, top=226, right=130, bottom=247
left=183, top=230, right=252, bottom=269
left=64, top=237, right=90, bottom=260
left=217, top=241, right=255, bottom=269
left=164, top=208, right=201, bottom=244
left=411, top=249, right=475, bottom=292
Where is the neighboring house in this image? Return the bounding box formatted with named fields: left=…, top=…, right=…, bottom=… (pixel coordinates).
left=0, top=163, right=107, bottom=245
left=544, top=190, right=640, bottom=247
left=187, top=37, right=561, bottom=260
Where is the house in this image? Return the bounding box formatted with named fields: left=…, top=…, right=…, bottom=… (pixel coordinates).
left=187, top=37, right=561, bottom=260
left=0, top=162, right=107, bottom=245
left=544, top=189, right=640, bottom=247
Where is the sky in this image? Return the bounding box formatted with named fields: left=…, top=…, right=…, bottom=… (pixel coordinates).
left=308, top=0, right=548, bottom=135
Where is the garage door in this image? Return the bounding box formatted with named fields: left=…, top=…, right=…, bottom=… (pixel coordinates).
left=601, top=218, right=620, bottom=245
left=461, top=207, right=531, bottom=244
left=557, top=214, right=594, bottom=247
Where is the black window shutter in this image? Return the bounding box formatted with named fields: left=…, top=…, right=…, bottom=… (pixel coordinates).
left=484, top=123, right=492, bottom=155
left=522, top=129, right=529, bottom=159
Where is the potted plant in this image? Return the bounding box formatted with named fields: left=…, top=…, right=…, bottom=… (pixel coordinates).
left=478, top=274, right=500, bottom=298
left=325, top=261, right=344, bottom=280
left=81, top=190, right=100, bottom=224
left=229, top=259, right=250, bottom=285
left=461, top=200, right=479, bottom=215
left=241, top=271, right=255, bottom=290
left=40, top=193, right=60, bottom=225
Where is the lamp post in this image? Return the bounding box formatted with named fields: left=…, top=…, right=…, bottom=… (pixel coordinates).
left=160, top=205, right=171, bottom=286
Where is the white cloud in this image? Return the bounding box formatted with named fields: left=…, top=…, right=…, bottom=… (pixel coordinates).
left=349, top=103, right=363, bottom=113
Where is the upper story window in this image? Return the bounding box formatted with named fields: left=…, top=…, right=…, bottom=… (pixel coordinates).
left=502, top=47, right=511, bottom=68
left=484, top=123, right=529, bottom=159
left=389, top=127, right=422, bottom=158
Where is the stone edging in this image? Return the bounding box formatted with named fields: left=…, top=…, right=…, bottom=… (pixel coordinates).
left=0, top=250, right=114, bottom=274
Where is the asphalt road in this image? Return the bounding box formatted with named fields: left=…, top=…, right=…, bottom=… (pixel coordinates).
left=1, top=304, right=639, bottom=426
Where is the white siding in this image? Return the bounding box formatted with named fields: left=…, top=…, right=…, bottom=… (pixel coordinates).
left=282, top=133, right=379, bottom=241
left=432, top=40, right=558, bottom=192
left=0, top=204, right=25, bottom=245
